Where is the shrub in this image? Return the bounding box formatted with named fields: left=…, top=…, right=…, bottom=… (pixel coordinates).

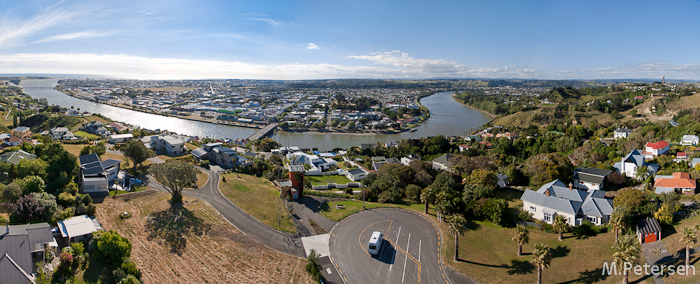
left=81, top=193, right=93, bottom=205
left=2, top=183, right=21, bottom=202
left=199, top=160, right=210, bottom=168
left=118, top=275, right=142, bottom=284
left=305, top=249, right=321, bottom=282
left=59, top=252, right=73, bottom=267
left=344, top=188, right=353, bottom=195
left=71, top=242, right=85, bottom=261
left=518, top=210, right=532, bottom=221
left=76, top=203, right=87, bottom=215
left=0, top=215, right=7, bottom=225
left=113, top=268, right=127, bottom=283
left=221, top=176, right=226, bottom=182
left=57, top=192, right=76, bottom=207
left=86, top=204, right=97, bottom=216
left=58, top=208, right=75, bottom=220
left=121, top=261, right=142, bottom=279
left=94, top=230, right=132, bottom=265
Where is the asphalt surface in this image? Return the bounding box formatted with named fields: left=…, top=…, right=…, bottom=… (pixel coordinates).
left=145, top=168, right=306, bottom=258
left=329, top=208, right=451, bottom=284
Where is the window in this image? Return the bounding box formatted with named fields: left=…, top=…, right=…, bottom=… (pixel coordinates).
left=530, top=206, right=536, bottom=212
left=544, top=214, right=551, bottom=222
left=587, top=216, right=597, bottom=223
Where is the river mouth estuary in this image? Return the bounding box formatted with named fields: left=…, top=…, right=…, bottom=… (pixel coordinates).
left=20, top=78, right=492, bottom=150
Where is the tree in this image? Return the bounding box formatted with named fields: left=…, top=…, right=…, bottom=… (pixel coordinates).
left=612, top=234, right=640, bottom=284
left=122, top=140, right=153, bottom=173
left=42, top=143, right=78, bottom=194
left=609, top=208, right=627, bottom=243
left=305, top=249, right=321, bottom=282
left=11, top=194, right=44, bottom=222
left=94, top=230, right=132, bottom=265
left=118, top=275, right=141, bottom=284
left=447, top=214, right=467, bottom=262
left=15, top=158, right=48, bottom=180
left=420, top=187, right=436, bottom=214
left=463, top=169, right=497, bottom=188
left=16, top=175, right=45, bottom=194
left=614, top=188, right=646, bottom=209
left=679, top=226, right=697, bottom=269
left=552, top=215, right=569, bottom=241
left=2, top=183, right=21, bottom=202
left=149, top=160, right=200, bottom=203
left=512, top=224, right=529, bottom=256
left=523, top=153, right=573, bottom=187
left=531, top=243, right=552, bottom=284
left=654, top=204, right=674, bottom=225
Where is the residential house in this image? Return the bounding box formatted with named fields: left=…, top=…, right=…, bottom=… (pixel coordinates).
left=2, top=136, right=33, bottom=148
left=682, top=135, right=699, bottom=146
left=573, top=168, right=612, bottom=191
left=108, top=134, right=133, bottom=144
left=345, top=168, right=367, bottom=181
left=57, top=215, right=102, bottom=243
left=613, top=128, right=634, bottom=139
left=50, top=127, right=77, bottom=141
left=210, top=147, right=241, bottom=168
left=0, top=150, right=36, bottom=165
left=432, top=154, right=457, bottom=172
left=636, top=217, right=662, bottom=244
left=496, top=132, right=519, bottom=140
left=520, top=180, right=614, bottom=226
left=642, top=141, right=670, bottom=158
left=78, top=153, right=122, bottom=197
left=458, top=144, right=472, bottom=152
left=496, top=174, right=509, bottom=188
left=692, top=158, right=700, bottom=169
left=654, top=172, right=696, bottom=194
left=613, top=149, right=660, bottom=178
left=400, top=155, right=420, bottom=166
left=674, top=152, right=688, bottom=163
left=0, top=223, right=54, bottom=284
left=371, top=156, right=400, bottom=171
left=107, top=122, right=127, bottom=133
left=148, top=135, right=187, bottom=156
left=83, top=121, right=110, bottom=136
left=10, top=126, right=31, bottom=138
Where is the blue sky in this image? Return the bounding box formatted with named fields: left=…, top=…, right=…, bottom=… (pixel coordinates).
left=1, top=0, right=699, bottom=80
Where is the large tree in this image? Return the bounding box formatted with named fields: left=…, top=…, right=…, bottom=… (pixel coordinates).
left=447, top=214, right=467, bottom=262
left=612, top=234, right=639, bottom=284
left=122, top=140, right=153, bottom=172
left=531, top=243, right=552, bottom=284
left=420, top=187, right=436, bottom=214
left=149, top=160, right=200, bottom=203
left=679, top=226, right=698, bottom=269
left=512, top=224, right=529, bottom=256
left=42, top=142, right=78, bottom=194
left=552, top=215, right=569, bottom=241
left=11, top=194, right=44, bottom=222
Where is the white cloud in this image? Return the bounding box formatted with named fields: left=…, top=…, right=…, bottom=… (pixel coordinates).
left=306, top=43, right=320, bottom=50
left=34, top=31, right=111, bottom=43
left=0, top=10, right=79, bottom=48
left=245, top=17, right=284, bottom=26
left=0, top=53, right=699, bottom=80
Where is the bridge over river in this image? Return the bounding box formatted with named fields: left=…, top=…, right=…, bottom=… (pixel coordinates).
left=248, top=123, right=278, bottom=140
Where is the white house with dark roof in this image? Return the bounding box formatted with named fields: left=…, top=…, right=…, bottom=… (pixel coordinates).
left=573, top=168, right=612, bottom=191
left=613, top=128, right=634, bottom=139
left=520, top=180, right=614, bottom=226
left=613, top=149, right=660, bottom=178
left=0, top=150, right=36, bottom=165
left=345, top=168, right=367, bottom=181
left=0, top=223, right=55, bottom=284
left=432, top=154, right=457, bottom=172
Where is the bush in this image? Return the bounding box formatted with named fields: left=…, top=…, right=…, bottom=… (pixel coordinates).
left=76, top=203, right=87, bottom=215
left=59, top=252, right=73, bottom=267
left=199, top=160, right=210, bottom=168
left=518, top=210, right=532, bottom=221
left=540, top=223, right=557, bottom=234
left=0, top=215, right=7, bottom=225
left=113, top=268, right=127, bottom=283
left=86, top=204, right=97, bottom=216
left=94, top=230, right=132, bottom=265
left=71, top=242, right=85, bottom=260
left=81, top=193, right=93, bottom=205
left=305, top=249, right=321, bottom=282
left=118, top=275, right=142, bottom=284
left=58, top=208, right=75, bottom=220
left=57, top=192, right=76, bottom=207
left=121, top=261, right=142, bottom=279
left=120, top=211, right=131, bottom=219
left=344, top=188, right=353, bottom=195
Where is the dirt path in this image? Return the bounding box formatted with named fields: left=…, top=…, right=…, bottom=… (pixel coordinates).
left=635, top=96, right=677, bottom=122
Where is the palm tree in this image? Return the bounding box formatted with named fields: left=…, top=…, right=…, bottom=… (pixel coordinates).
left=531, top=243, right=551, bottom=284
left=679, top=226, right=697, bottom=269
left=447, top=214, right=467, bottom=262
left=612, top=234, right=640, bottom=284
left=552, top=215, right=569, bottom=241
left=512, top=224, right=529, bottom=256
left=420, top=187, right=435, bottom=214
left=609, top=208, right=627, bottom=244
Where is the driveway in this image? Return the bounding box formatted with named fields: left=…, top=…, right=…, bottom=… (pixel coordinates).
left=641, top=241, right=671, bottom=284
left=145, top=167, right=306, bottom=257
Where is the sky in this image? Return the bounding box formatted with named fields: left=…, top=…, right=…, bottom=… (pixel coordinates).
left=1, top=0, right=700, bottom=80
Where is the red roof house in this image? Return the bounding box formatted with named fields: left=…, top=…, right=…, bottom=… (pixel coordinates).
left=654, top=172, right=696, bottom=194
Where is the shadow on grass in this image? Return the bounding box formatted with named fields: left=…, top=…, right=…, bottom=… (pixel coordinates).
left=557, top=267, right=609, bottom=284
left=551, top=245, right=570, bottom=258
left=146, top=203, right=212, bottom=255
left=661, top=225, right=677, bottom=240
left=507, top=259, right=534, bottom=275
left=80, top=254, right=109, bottom=284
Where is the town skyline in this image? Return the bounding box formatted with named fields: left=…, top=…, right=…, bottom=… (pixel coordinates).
left=1, top=0, right=700, bottom=80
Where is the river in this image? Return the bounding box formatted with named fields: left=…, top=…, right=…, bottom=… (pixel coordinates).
left=20, top=79, right=492, bottom=150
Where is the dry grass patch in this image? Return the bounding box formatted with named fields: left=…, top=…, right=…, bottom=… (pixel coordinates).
left=660, top=214, right=700, bottom=284
left=95, top=191, right=311, bottom=284
left=440, top=220, right=651, bottom=284
left=219, top=173, right=296, bottom=233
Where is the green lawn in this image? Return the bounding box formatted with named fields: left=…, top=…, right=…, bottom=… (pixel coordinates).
left=441, top=220, right=649, bottom=284
left=320, top=200, right=425, bottom=221
left=74, top=131, right=100, bottom=139
left=218, top=173, right=296, bottom=233
left=660, top=213, right=700, bottom=284
left=306, top=175, right=352, bottom=186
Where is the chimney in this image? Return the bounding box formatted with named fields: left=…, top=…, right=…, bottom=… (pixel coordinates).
left=544, top=189, right=550, bottom=196
left=569, top=183, right=573, bottom=190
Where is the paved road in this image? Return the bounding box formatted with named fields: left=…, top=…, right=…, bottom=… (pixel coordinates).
left=145, top=168, right=305, bottom=258
left=329, top=208, right=456, bottom=284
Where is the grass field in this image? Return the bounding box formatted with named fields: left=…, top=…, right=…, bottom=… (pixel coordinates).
left=218, top=173, right=296, bottom=233
left=74, top=131, right=99, bottom=139
left=658, top=214, right=700, bottom=284
left=306, top=174, right=351, bottom=185
left=109, top=185, right=148, bottom=196
left=440, top=219, right=649, bottom=284
left=189, top=170, right=209, bottom=189
left=184, top=143, right=198, bottom=151
left=93, top=191, right=311, bottom=284
left=320, top=200, right=425, bottom=221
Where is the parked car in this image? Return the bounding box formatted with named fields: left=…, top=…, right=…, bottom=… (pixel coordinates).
left=129, top=178, right=142, bottom=185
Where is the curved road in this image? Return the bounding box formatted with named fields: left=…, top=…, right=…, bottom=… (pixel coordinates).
left=145, top=168, right=305, bottom=258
